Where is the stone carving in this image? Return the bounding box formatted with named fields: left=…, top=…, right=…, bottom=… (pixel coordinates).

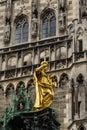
left=68, top=24, right=75, bottom=38
left=31, top=1, right=38, bottom=38
left=59, top=13, right=66, bottom=31
left=5, top=70, right=15, bottom=79
left=4, top=22, right=11, bottom=43
left=56, top=62, right=65, bottom=69
left=31, top=14, right=37, bottom=37
left=59, top=0, right=66, bottom=12
left=4, top=0, right=12, bottom=43
left=76, top=27, right=83, bottom=40
left=6, top=0, right=12, bottom=22
left=58, top=0, right=66, bottom=31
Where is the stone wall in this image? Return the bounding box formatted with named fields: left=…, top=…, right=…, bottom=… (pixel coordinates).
left=0, top=0, right=87, bottom=130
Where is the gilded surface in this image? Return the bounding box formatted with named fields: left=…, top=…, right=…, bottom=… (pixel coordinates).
left=33, top=61, right=57, bottom=110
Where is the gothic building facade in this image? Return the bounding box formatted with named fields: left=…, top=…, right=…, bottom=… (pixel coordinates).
left=0, top=0, right=87, bottom=130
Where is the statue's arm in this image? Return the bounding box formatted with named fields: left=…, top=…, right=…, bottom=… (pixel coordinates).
left=48, top=74, right=57, bottom=87
left=34, top=64, right=44, bottom=83
left=35, top=64, right=46, bottom=73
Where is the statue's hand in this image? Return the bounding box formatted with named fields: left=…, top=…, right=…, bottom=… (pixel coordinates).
left=51, top=82, right=57, bottom=87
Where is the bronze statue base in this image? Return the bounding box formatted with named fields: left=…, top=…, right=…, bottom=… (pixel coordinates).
left=1, top=107, right=60, bottom=130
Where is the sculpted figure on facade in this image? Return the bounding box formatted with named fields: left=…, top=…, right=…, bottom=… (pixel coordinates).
left=4, top=22, right=11, bottom=43
left=31, top=0, right=38, bottom=37
left=6, top=0, right=12, bottom=21
left=33, top=60, right=57, bottom=110
left=31, top=13, right=37, bottom=37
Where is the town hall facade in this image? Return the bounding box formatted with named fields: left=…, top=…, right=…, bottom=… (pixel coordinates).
left=0, top=0, right=87, bottom=130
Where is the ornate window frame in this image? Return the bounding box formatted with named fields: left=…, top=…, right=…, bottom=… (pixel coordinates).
left=14, top=14, right=29, bottom=44
left=41, top=9, right=56, bottom=39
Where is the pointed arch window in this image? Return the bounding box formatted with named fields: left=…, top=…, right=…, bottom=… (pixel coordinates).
left=15, top=15, right=28, bottom=43
left=42, top=11, right=56, bottom=38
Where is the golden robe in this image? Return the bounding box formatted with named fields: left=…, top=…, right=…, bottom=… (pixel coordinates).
left=33, top=65, right=56, bottom=110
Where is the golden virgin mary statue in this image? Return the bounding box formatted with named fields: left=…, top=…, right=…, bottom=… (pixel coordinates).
left=33, top=60, right=57, bottom=110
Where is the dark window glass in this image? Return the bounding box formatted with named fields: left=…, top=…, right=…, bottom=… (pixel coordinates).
left=79, top=40, right=83, bottom=52
left=42, top=12, right=56, bottom=38
left=15, top=26, right=21, bottom=43
left=23, top=23, right=28, bottom=42
left=15, top=17, right=28, bottom=43
left=50, top=17, right=56, bottom=36
left=42, top=21, right=48, bottom=38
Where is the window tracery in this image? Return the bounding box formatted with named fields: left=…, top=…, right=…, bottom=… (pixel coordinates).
left=59, top=73, right=69, bottom=87
left=42, top=11, right=56, bottom=38
left=15, top=14, right=28, bottom=43
left=23, top=53, right=32, bottom=66
left=8, top=56, right=16, bottom=69
left=56, top=46, right=67, bottom=59
left=16, top=81, right=25, bottom=94
left=40, top=49, right=49, bottom=63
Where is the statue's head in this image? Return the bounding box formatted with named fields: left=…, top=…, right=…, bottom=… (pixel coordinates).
left=41, top=61, right=48, bottom=66
left=41, top=61, right=48, bottom=72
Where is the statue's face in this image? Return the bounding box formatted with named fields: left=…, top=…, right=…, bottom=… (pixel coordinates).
left=43, top=65, right=48, bottom=72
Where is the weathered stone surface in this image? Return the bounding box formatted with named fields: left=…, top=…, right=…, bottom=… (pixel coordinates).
left=0, top=0, right=86, bottom=130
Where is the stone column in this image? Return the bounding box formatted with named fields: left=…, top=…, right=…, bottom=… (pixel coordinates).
left=68, top=79, right=73, bottom=122
left=74, top=83, right=79, bottom=119
left=21, top=51, right=24, bottom=76
left=4, top=92, right=6, bottom=106
left=21, top=51, right=24, bottom=67
left=72, top=19, right=78, bottom=63
left=5, top=54, right=8, bottom=70
left=16, top=52, right=19, bottom=68
left=49, top=46, right=51, bottom=70
left=0, top=55, right=2, bottom=70
left=85, top=82, right=87, bottom=111
left=72, top=0, right=79, bottom=20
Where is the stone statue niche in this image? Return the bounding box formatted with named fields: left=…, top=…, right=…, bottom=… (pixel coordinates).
left=4, top=0, right=12, bottom=43
left=4, top=21, right=11, bottom=43
left=31, top=3, right=38, bottom=37
left=6, top=0, right=12, bottom=23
